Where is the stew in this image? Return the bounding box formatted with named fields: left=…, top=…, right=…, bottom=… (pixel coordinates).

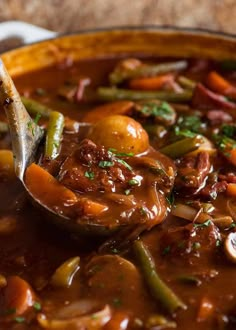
left=0, top=54, right=236, bottom=329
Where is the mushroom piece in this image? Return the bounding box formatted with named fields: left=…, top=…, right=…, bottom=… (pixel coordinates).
left=224, top=232, right=236, bottom=263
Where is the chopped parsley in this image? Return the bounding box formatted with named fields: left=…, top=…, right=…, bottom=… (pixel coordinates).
left=33, top=301, right=42, bottom=311
left=229, top=222, right=236, bottom=229
left=27, top=113, right=42, bottom=137
left=162, top=246, right=171, bottom=255
left=128, top=179, right=139, bottom=186
left=34, top=113, right=41, bottom=125
left=213, top=134, right=236, bottom=156
left=116, top=158, right=132, bottom=171
left=139, top=207, right=148, bottom=216
left=221, top=124, right=236, bottom=139
left=108, top=148, right=134, bottom=157
left=98, top=160, right=114, bottom=168
left=174, top=126, right=196, bottom=138
left=85, top=170, right=95, bottom=180
left=111, top=248, right=119, bottom=254
left=192, top=242, right=201, bottom=250
left=166, top=192, right=175, bottom=205
left=216, top=239, right=222, bottom=247
left=124, top=189, right=131, bottom=195
left=27, top=121, right=35, bottom=136
left=140, top=101, right=174, bottom=120
left=193, top=219, right=212, bottom=228
left=14, top=316, right=25, bottom=323
left=177, top=115, right=202, bottom=133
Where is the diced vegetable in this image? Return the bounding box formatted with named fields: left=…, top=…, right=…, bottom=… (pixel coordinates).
left=206, top=71, right=236, bottom=97
left=128, top=74, right=174, bottom=90
left=159, top=135, right=204, bottom=158
left=177, top=76, right=196, bottom=90
left=227, top=184, right=236, bottom=197
left=83, top=101, right=134, bottom=123
left=3, top=276, right=36, bottom=316
left=171, top=203, right=198, bottom=221
left=21, top=96, right=52, bottom=118
left=97, top=87, right=192, bottom=103
left=133, top=240, right=186, bottom=314
left=25, top=163, right=78, bottom=213
left=51, top=256, right=80, bottom=288
left=109, top=60, right=188, bottom=85
left=45, top=111, right=64, bottom=159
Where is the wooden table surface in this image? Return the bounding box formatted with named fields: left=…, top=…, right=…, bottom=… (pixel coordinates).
left=0, top=0, right=235, bottom=35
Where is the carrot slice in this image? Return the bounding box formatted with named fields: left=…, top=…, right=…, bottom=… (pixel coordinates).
left=25, top=163, right=77, bottom=211
left=206, top=71, right=236, bottom=97
left=227, top=183, right=236, bottom=196
left=83, top=101, right=134, bottom=123
left=4, top=276, right=36, bottom=316
left=79, top=197, right=108, bottom=217
left=128, top=74, right=174, bottom=90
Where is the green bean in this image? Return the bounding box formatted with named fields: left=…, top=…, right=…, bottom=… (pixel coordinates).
left=159, top=135, right=204, bottom=158
left=109, top=60, right=188, bottom=85
left=97, top=87, right=192, bottom=103
left=45, top=111, right=64, bottom=159
left=178, top=76, right=196, bottom=90
left=133, top=240, right=186, bottom=313
left=51, top=256, right=80, bottom=288
left=21, top=96, right=52, bottom=118
left=0, top=121, right=8, bottom=133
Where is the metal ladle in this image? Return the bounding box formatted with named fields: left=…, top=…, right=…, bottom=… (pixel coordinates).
left=0, top=59, right=121, bottom=238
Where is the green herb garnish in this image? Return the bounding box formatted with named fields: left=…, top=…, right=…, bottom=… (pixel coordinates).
left=14, top=316, right=25, bottom=323
left=128, top=179, right=139, bottom=186
left=98, top=161, right=114, bottom=168
left=141, top=101, right=174, bottom=120
left=177, top=115, right=202, bottom=133
left=193, top=219, right=212, bottom=228
left=116, top=158, right=132, bottom=171
left=85, top=170, right=95, bottom=180
left=162, top=246, right=171, bottom=255
left=33, top=301, right=42, bottom=311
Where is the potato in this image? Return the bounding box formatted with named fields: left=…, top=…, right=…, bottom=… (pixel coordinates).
left=88, top=115, right=149, bottom=154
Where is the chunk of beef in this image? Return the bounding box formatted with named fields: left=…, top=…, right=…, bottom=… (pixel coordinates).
left=175, top=151, right=211, bottom=194
left=58, top=139, right=135, bottom=194
left=200, top=181, right=228, bottom=199
left=159, top=222, right=221, bottom=266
